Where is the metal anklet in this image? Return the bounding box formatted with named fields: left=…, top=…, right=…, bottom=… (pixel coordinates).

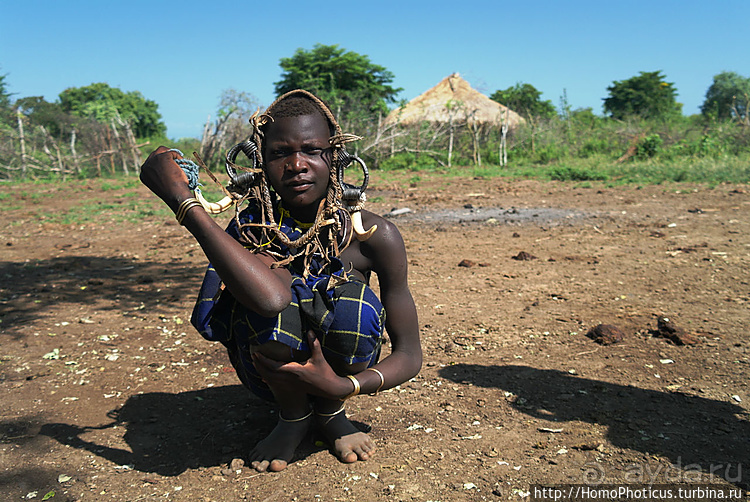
left=278, top=410, right=313, bottom=422
left=315, top=405, right=346, bottom=418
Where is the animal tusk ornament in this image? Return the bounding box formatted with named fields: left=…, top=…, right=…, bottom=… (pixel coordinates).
left=351, top=211, right=377, bottom=241
left=194, top=188, right=233, bottom=214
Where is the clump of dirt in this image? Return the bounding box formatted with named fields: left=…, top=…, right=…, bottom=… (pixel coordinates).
left=511, top=251, right=537, bottom=261
left=586, top=324, right=625, bottom=345
left=654, top=316, right=700, bottom=345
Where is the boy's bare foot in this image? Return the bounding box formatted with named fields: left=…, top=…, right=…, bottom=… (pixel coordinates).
left=315, top=406, right=375, bottom=463
left=248, top=412, right=312, bottom=472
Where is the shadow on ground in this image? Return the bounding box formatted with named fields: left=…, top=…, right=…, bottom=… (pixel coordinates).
left=0, top=255, right=203, bottom=335
left=440, top=364, right=750, bottom=488
left=36, top=385, right=290, bottom=476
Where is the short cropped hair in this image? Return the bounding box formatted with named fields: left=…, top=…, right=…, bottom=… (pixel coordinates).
left=262, top=94, right=337, bottom=137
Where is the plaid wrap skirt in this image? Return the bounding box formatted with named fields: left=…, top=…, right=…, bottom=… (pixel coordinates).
left=191, top=264, right=385, bottom=401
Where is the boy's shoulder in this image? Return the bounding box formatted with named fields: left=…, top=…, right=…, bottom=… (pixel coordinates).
left=359, top=209, right=403, bottom=246
left=350, top=209, right=407, bottom=275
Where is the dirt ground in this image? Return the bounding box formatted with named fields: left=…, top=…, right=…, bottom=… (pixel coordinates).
left=1, top=172, right=749, bottom=501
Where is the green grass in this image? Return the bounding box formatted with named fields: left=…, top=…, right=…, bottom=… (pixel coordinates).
left=403, top=154, right=750, bottom=186
left=37, top=198, right=174, bottom=225
left=3, top=153, right=748, bottom=227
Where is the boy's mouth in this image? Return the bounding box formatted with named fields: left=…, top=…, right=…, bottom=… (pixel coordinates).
left=286, top=178, right=314, bottom=192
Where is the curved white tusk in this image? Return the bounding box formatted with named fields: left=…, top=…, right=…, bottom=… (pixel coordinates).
left=195, top=189, right=233, bottom=214
left=352, top=211, right=378, bottom=241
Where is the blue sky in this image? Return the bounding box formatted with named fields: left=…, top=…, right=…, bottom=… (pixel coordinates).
left=2, top=0, right=748, bottom=139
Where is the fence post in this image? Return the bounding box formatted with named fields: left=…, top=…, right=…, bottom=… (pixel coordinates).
left=16, top=109, right=27, bottom=176
left=70, top=128, right=81, bottom=174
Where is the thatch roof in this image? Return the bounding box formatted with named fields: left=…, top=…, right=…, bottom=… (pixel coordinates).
left=385, top=73, right=524, bottom=128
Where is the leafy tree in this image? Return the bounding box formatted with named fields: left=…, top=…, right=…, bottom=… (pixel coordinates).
left=15, top=96, right=71, bottom=137
left=58, top=82, right=166, bottom=138
left=603, top=71, right=681, bottom=120
left=0, top=71, right=11, bottom=110
left=274, top=44, right=401, bottom=124
left=569, top=107, right=599, bottom=128
left=490, top=82, right=557, bottom=120
left=701, top=71, right=750, bottom=123
left=0, top=69, right=14, bottom=125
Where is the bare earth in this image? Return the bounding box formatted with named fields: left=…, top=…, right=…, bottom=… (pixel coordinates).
left=1, top=173, right=748, bottom=501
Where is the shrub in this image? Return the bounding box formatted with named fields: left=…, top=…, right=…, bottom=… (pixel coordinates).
left=533, top=143, right=568, bottom=164
left=548, top=164, right=608, bottom=181
left=636, top=134, right=663, bottom=159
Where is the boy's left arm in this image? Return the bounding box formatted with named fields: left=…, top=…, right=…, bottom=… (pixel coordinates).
left=251, top=217, right=421, bottom=398
left=363, top=217, right=422, bottom=387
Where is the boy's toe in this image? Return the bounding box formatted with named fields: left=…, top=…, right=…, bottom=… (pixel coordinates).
left=338, top=447, right=358, bottom=463
left=269, top=459, right=289, bottom=472
left=251, top=459, right=270, bottom=472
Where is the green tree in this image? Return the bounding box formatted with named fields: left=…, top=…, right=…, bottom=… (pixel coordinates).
left=274, top=44, right=401, bottom=123
left=603, top=71, right=681, bottom=120
left=0, top=69, right=13, bottom=125
left=701, top=71, right=750, bottom=123
left=15, top=96, right=71, bottom=137
left=58, top=82, right=166, bottom=138
left=490, top=83, right=557, bottom=120
left=0, top=72, right=11, bottom=109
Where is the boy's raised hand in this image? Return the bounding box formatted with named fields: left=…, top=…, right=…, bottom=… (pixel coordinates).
left=140, top=146, right=193, bottom=211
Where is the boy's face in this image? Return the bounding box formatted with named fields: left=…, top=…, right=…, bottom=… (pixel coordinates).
left=263, top=113, right=332, bottom=221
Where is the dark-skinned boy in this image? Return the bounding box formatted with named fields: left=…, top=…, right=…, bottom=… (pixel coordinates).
left=139, top=91, right=421, bottom=473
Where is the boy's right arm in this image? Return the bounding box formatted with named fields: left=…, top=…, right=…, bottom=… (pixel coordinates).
left=140, top=147, right=292, bottom=317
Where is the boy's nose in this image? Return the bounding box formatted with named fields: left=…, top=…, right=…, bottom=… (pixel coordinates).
left=285, top=152, right=306, bottom=171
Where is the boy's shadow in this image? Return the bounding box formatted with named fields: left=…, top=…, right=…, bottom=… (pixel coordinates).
left=39, top=385, right=323, bottom=476
left=439, top=364, right=749, bottom=488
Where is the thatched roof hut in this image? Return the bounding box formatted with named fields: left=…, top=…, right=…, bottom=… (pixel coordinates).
left=385, top=73, right=524, bottom=128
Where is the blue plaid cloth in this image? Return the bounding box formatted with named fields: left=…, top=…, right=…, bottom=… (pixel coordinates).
left=190, top=202, right=385, bottom=400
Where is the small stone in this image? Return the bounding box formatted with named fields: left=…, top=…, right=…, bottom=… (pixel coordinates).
left=493, top=486, right=503, bottom=496
left=458, top=259, right=476, bottom=268
left=586, top=324, right=625, bottom=345
left=230, top=458, right=245, bottom=471
left=511, top=251, right=537, bottom=261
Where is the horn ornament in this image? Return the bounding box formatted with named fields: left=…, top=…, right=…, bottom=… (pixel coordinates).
left=351, top=211, right=377, bottom=241
left=195, top=188, right=233, bottom=214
